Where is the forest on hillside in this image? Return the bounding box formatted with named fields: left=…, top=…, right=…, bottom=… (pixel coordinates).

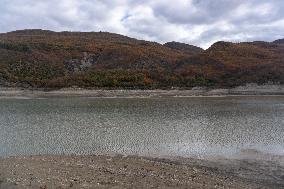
left=0, top=29, right=283, bottom=89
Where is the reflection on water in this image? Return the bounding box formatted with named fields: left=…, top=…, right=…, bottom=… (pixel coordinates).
left=0, top=96, right=283, bottom=159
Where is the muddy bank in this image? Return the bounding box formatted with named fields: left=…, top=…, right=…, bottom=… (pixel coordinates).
left=0, top=155, right=283, bottom=189
left=0, top=84, right=283, bottom=98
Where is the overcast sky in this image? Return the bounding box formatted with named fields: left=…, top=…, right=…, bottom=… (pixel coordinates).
left=1, top=0, right=284, bottom=48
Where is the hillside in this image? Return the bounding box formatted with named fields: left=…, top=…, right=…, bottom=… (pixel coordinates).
left=163, top=41, right=204, bottom=55
left=0, top=29, right=283, bottom=89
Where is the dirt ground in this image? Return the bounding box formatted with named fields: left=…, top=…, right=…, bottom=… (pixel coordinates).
left=0, top=155, right=283, bottom=189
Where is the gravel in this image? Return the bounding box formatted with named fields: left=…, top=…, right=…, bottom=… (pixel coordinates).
left=0, top=155, right=283, bottom=189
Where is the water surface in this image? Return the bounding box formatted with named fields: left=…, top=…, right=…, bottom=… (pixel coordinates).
left=0, top=96, right=283, bottom=158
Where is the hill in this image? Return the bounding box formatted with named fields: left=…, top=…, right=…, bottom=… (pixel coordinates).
left=163, top=41, right=204, bottom=55
left=273, top=38, right=284, bottom=44
left=0, top=29, right=283, bottom=89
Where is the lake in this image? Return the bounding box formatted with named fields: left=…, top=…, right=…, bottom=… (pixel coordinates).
left=0, top=96, right=284, bottom=159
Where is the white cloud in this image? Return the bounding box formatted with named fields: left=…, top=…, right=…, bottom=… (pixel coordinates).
left=0, top=0, right=284, bottom=48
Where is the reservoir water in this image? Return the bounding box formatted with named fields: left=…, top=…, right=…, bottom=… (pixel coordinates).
left=0, top=96, right=283, bottom=158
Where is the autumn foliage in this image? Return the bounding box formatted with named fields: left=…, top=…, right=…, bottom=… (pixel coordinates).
left=0, top=29, right=283, bottom=89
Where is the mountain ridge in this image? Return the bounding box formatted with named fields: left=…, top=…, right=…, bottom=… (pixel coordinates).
left=0, top=29, right=283, bottom=89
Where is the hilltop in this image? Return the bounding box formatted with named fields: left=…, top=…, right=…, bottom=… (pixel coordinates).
left=0, top=29, right=283, bottom=89
left=163, top=41, right=204, bottom=55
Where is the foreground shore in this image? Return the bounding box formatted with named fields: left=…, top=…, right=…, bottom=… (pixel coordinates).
left=0, top=155, right=284, bottom=189
left=0, top=84, right=284, bottom=98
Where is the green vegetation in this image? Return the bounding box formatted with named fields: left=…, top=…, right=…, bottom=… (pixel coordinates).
left=0, top=41, right=30, bottom=52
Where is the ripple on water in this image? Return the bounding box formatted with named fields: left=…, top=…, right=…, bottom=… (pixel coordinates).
left=0, top=96, right=283, bottom=160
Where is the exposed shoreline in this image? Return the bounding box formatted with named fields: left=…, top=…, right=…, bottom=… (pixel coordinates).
left=0, top=84, right=284, bottom=98
left=0, top=154, right=284, bottom=189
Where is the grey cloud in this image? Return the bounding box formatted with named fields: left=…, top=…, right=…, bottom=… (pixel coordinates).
left=152, top=0, right=242, bottom=24
left=0, top=0, right=284, bottom=48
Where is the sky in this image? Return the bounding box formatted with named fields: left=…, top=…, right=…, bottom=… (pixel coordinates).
left=1, top=0, right=284, bottom=48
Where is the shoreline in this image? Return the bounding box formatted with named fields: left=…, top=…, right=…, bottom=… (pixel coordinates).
left=0, top=154, right=283, bottom=189
left=0, top=84, right=284, bottom=98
